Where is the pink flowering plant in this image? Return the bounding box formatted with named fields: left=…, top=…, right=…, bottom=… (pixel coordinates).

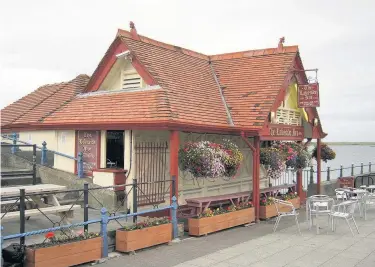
left=179, top=140, right=243, bottom=178
left=312, top=143, right=336, bottom=163
left=260, top=141, right=311, bottom=179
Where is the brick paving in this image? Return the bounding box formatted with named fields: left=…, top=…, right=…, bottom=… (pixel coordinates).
left=97, top=208, right=375, bottom=267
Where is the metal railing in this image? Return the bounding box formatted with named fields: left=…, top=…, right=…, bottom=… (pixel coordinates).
left=1, top=133, right=84, bottom=178
left=1, top=196, right=179, bottom=260
left=1, top=176, right=177, bottom=245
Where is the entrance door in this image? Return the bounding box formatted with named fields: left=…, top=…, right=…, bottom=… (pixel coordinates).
left=106, top=130, right=124, bottom=168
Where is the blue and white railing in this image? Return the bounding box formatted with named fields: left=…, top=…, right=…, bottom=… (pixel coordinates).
left=1, top=196, right=179, bottom=259
left=2, top=133, right=84, bottom=178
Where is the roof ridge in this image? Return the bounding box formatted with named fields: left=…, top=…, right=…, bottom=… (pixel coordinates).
left=210, top=46, right=299, bottom=61
left=117, top=29, right=209, bottom=61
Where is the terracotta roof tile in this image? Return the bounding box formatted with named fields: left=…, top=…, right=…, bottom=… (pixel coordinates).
left=1, top=75, right=89, bottom=127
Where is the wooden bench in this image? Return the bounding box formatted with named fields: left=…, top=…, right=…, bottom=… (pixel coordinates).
left=184, top=191, right=251, bottom=217
left=1, top=205, right=81, bottom=222
left=181, top=184, right=297, bottom=218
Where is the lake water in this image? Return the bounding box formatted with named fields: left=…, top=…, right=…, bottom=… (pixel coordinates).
left=309, top=145, right=375, bottom=178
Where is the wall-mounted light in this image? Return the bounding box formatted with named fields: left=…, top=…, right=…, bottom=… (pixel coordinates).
left=313, top=118, right=319, bottom=126
left=116, top=50, right=133, bottom=61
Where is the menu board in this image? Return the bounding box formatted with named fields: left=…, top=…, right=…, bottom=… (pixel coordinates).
left=77, top=130, right=99, bottom=175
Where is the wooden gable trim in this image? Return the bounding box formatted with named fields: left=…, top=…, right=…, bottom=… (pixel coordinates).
left=84, top=37, right=157, bottom=93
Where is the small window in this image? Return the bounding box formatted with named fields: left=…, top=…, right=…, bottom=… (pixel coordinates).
left=122, top=73, right=141, bottom=90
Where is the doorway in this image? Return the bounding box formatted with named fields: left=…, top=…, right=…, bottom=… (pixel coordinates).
left=106, top=130, right=124, bottom=168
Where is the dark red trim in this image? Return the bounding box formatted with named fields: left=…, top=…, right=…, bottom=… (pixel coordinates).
left=84, top=37, right=157, bottom=93
left=97, top=130, right=101, bottom=172
left=317, top=138, right=322, bottom=194
left=169, top=130, right=179, bottom=201
left=92, top=168, right=127, bottom=173
left=74, top=130, right=78, bottom=175
left=3, top=121, right=259, bottom=136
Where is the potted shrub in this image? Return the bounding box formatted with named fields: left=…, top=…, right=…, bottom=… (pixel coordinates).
left=25, top=230, right=101, bottom=267
left=188, top=201, right=254, bottom=236
left=259, top=193, right=300, bottom=220
left=116, top=217, right=172, bottom=253
left=179, top=140, right=243, bottom=179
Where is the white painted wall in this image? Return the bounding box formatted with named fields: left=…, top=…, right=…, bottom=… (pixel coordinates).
left=54, top=130, right=76, bottom=173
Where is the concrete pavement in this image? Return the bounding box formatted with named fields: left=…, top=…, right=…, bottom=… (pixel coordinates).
left=97, top=209, right=375, bottom=267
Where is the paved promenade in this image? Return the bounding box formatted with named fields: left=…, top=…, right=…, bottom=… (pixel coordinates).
left=98, top=209, right=375, bottom=267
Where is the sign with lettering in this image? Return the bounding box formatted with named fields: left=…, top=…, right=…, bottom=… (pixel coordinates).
left=261, top=124, right=304, bottom=140
left=298, top=83, right=320, bottom=108
left=77, top=130, right=99, bottom=175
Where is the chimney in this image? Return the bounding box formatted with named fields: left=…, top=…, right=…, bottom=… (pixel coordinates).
left=129, top=21, right=140, bottom=40
left=277, top=37, right=285, bottom=52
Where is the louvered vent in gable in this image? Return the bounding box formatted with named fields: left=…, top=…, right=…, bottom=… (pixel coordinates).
left=122, top=73, right=141, bottom=90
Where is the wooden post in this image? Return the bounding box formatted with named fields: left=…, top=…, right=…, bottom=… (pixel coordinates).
left=169, top=131, right=179, bottom=202
left=297, top=169, right=303, bottom=199
left=253, top=136, right=260, bottom=222
left=316, top=139, right=321, bottom=194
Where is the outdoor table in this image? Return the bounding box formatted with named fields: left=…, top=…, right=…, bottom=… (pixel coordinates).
left=1, top=184, right=80, bottom=226
left=342, top=188, right=367, bottom=217
left=306, top=195, right=333, bottom=234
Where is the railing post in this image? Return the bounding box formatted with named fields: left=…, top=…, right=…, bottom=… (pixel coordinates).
left=351, top=163, right=354, bottom=176
left=340, top=165, right=343, bottom=178
left=132, top=179, right=138, bottom=223
left=327, top=167, right=330, bottom=181
left=361, top=162, right=364, bottom=174
left=309, top=166, right=314, bottom=184
left=20, top=189, right=26, bottom=246
left=171, top=196, right=179, bottom=240
left=11, top=132, right=17, bottom=153
left=32, top=144, right=37, bottom=185
left=100, top=208, right=108, bottom=258
left=370, top=162, right=372, bottom=173
left=41, top=141, right=47, bottom=165
left=1, top=226, right=3, bottom=252
left=84, top=183, right=89, bottom=232
left=77, top=152, right=84, bottom=178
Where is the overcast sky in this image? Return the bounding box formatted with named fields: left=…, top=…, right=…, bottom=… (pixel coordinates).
left=1, top=0, right=374, bottom=142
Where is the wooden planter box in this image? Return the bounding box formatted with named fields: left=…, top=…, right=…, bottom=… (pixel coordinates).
left=25, top=237, right=101, bottom=267
left=116, top=223, right=172, bottom=253
left=259, top=197, right=300, bottom=220
left=188, top=207, right=255, bottom=236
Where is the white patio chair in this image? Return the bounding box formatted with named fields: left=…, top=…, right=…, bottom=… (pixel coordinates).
left=273, top=199, right=301, bottom=235
left=335, top=189, right=347, bottom=202
left=307, top=196, right=333, bottom=234
left=363, top=192, right=375, bottom=220
left=329, top=201, right=359, bottom=236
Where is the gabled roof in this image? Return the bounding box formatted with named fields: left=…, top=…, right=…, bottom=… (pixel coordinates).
left=2, top=23, right=325, bottom=137
left=40, top=26, right=299, bottom=132
left=1, top=75, right=89, bottom=128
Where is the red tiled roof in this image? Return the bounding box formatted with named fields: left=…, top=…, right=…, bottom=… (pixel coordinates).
left=3, top=27, right=302, bottom=133
left=43, top=88, right=171, bottom=124
left=1, top=75, right=89, bottom=128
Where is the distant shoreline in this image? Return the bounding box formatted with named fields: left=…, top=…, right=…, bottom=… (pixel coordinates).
left=310, top=142, right=375, bottom=146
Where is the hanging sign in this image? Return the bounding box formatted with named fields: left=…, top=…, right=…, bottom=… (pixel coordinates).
left=77, top=130, right=99, bottom=175
left=298, top=83, right=320, bottom=108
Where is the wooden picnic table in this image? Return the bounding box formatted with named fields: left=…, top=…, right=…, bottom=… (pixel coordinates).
left=1, top=184, right=81, bottom=225
left=183, top=184, right=297, bottom=217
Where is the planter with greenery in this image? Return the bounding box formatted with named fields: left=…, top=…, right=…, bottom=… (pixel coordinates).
left=116, top=217, right=172, bottom=253
left=179, top=140, right=243, bottom=179
left=25, top=230, right=101, bottom=267
left=188, top=202, right=254, bottom=236
left=259, top=193, right=300, bottom=219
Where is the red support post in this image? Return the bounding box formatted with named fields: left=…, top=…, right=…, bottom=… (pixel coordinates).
left=317, top=138, right=322, bottom=194
left=297, top=169, right=304, bottom=202
left=170, top=130, right=179, bottom=201
left=253, top=136, right=260, bottom=222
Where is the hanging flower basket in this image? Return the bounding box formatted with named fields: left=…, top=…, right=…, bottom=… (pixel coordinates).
left=179, top=140, right=243, bottom=179
left=312, top=143, right=336, bottom=163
